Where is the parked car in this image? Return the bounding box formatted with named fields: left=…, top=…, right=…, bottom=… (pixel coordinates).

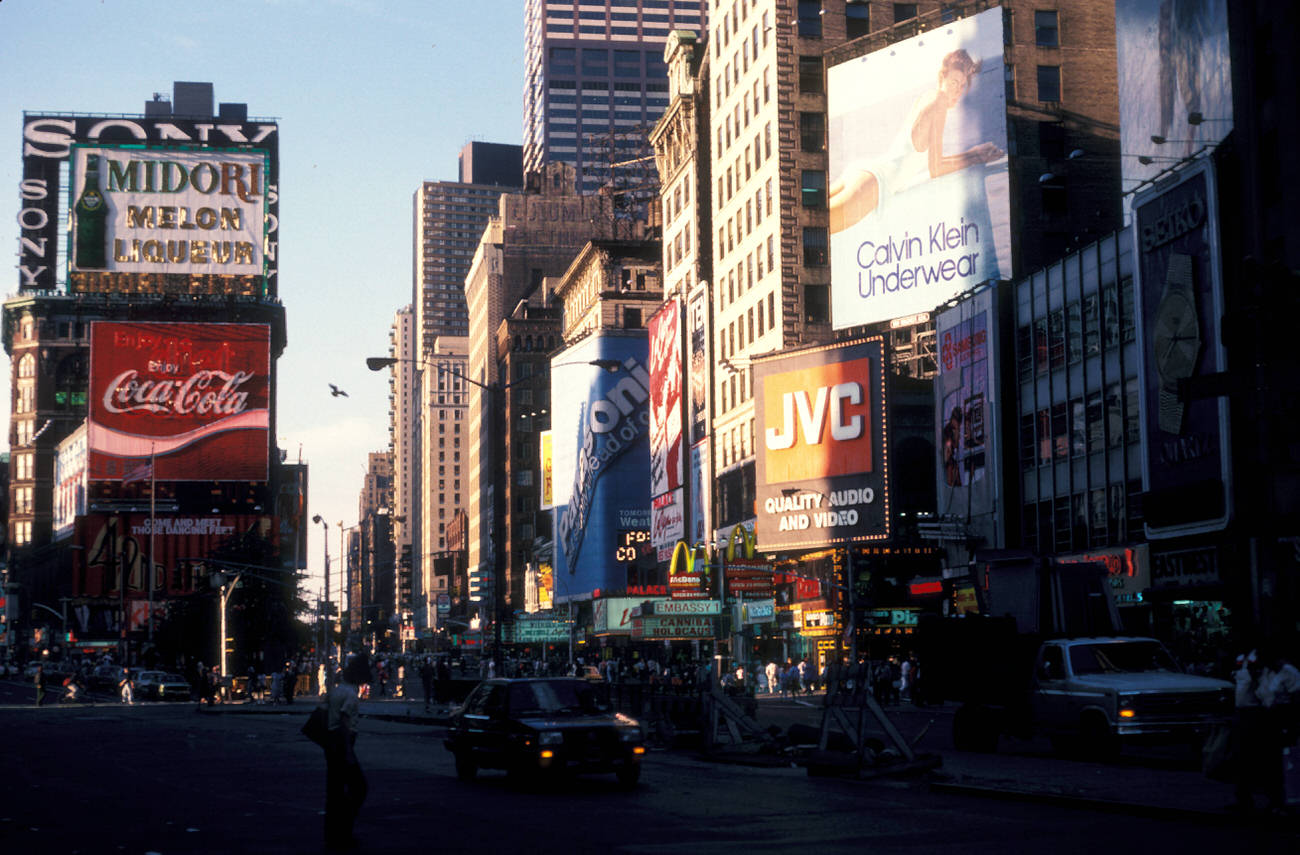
left=134, top=670, right=192, bottom=702
left=444, top=677, right=645, bottom=787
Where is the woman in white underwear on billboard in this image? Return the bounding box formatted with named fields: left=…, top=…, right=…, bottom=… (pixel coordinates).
left=829, top=49, right=1004, bottom=235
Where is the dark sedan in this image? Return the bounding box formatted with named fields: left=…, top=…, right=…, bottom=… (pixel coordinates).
left=444, top=677, right=645, bottom=787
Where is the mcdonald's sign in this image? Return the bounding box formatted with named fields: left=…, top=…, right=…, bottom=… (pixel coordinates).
left=668, top=540, right=710, bottom=600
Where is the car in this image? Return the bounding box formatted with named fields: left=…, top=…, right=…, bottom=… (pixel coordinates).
left=134, top=670, right=192, bottom=702
left=444, top=677, right=645, bottom=787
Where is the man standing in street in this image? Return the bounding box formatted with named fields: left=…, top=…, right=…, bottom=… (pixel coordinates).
left=34, top=664, right=46, bottom=706
left=765, top=660, right=778, bottom=696
left=118, top=666, right=134, bottom=705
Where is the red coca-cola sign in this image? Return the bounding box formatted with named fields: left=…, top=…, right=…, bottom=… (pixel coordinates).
left=88, top=322, right=270, bottom=481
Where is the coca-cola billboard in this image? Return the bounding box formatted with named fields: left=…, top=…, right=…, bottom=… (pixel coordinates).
left=87, top=322, right=270, bottom=481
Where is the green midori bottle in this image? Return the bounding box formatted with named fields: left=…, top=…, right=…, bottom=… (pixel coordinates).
left=74, top=153, right=108, bottom=270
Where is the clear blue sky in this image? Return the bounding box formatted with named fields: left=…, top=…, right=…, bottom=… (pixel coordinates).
left=0, top=0, right=526, bottom=603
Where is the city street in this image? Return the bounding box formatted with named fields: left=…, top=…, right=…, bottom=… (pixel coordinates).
left=1, top=679, right=1294, bottom=854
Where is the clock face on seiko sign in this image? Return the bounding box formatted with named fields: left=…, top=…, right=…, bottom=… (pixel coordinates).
left=1152, top=291, right=1200, bottom=382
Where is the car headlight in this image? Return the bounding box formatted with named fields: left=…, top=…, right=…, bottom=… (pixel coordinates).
left=539, top=731, right=564, bottom=746
left=1117, top=693, right=1138, bottom=717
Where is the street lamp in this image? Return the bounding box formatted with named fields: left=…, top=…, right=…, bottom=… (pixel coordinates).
left=311, top=515, right=329, bottom=659
left=366, top=354, right=621, bottom=673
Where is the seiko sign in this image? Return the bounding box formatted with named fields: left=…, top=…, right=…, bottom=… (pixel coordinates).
left=1139, top=194, right=1206, bottom=253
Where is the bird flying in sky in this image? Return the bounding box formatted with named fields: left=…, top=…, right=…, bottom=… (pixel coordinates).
left=329, top=384, right=349, bottom=398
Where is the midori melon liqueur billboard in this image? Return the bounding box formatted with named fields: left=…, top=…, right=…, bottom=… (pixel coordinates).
left=828, top=6, right=1011, bottom=328
left=551, top=331, right=652, bottom=603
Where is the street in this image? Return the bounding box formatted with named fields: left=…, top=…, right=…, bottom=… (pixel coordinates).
left=1, top=679, right=1295, bottom=854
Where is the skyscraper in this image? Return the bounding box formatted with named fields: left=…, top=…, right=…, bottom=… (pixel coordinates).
left=412, top=142, right=522, bottom=355
left=523, top=0, right=709, bottom=196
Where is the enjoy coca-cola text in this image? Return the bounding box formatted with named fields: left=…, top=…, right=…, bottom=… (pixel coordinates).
left=102, top=369, right=256, bottom=416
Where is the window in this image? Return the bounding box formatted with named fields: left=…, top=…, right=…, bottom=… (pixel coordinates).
left=802, top=227, right=828, bottom=266
left=1037, top=65, right=1061, bottom=102
left=893, top=3, right=918, bottom=23
left=797, top=1, right=822, bottom=38
left=801, top=170, right=826, bottom=207
left=799, top=113, right=824, bottom=151
left=1039, top=121, right=1066, bottom=161
left=1042, top=182, right=1068, bottom=219
left=805, top=284, right=829, bottom=323
left=1035, top=10, right=1059, bottom=47
left=798, top=56, right=823, bottom=93
left=846, top=2, right=869, bottom=39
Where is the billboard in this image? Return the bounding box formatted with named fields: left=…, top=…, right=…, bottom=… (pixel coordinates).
left=87, top=322, right=271, bottom=482
left=275, top=463, right=308, bottom=570
left=54, top=424, right=88, bottom=539
left=687, top=285, right=711, bottom=444
left=70, top=145, right=268, bottom=278
left=1133, top=158, right=1230, bottom=537
left=1116, top=0, right=1232, bottom=196
left=934, top=286, right=1003, bottom=548
left=828, top=6, right=1011, bottom=328
left=648, top=299, right=686, bottom=562
left=551, top=331, right=652, bottom=602
left=538, top=430, right=554, bottom=510
left=753, top=338, right=890, bottom=550
left=688, top=439, right=711, bottom=545
left=72, top=514, right=274, bottom=597
left=19, top=113, right=279, bottom=296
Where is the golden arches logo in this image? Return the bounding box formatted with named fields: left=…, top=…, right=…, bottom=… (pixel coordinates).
left=669, top=540, right=709, bottom=576
left=725, top=524, right=756, bottom=562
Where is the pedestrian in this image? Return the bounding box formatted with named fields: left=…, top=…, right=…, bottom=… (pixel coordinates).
left=396, top=661, right=405, bottom=699
left=435, top=656, right=451, bottom=704
left=118, top=667, right=134, bottom=705
left=797, top=658, right=809, bottom=694
left=270, top=666, right=284, bottom=705
left=34, top=664, right=46, bottom=707
left=248, top=665, right=262, bottom=703
left=320, top=654, right=369, bottom=850
left=900, top=652, right=915, bottom=702
left=318, top=661, right=328, bottom=697
left=419, top=656, right=435, bottom=712
left=765, top=660, right=778, bottom=696
left=284, top=660, right=297, bottom=705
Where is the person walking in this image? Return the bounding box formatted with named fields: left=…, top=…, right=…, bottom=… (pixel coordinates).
left=118, top=667, right=134, bottom=705
left=765, top=661, right=778, bottom=696
left=34, top=664, right=47, bottom=707
left=419, top=656, right=435, bottom=712
left=320, top=654, right=369, bottom=850
left=283, top=660, right=297, bottom=705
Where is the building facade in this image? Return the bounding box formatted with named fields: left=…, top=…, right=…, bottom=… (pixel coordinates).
left=523, top=0, right=709, bottom=195
left=419, top=335, right=469, bottom=637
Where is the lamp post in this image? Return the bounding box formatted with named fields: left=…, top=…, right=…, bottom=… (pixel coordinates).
left=311, top=515, right=329, bottom=660
left=367, top=355, right=621, bottom=674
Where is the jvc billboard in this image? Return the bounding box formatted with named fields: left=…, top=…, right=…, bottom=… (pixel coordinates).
left=828, top=7, right=1010, bottom=328
left=551, top=331, right=652, bottom=603
left=754, top=337, right=890, bottom=550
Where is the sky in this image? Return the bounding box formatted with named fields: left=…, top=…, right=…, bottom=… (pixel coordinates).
left=0, top=0, right=526, bottom=605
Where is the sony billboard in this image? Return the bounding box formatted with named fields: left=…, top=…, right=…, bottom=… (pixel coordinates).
left=19, top=113, right=279, bottom=296
left=827, top=6, right=1011, bottom=329
left=753, top=337, right=890, bottom=550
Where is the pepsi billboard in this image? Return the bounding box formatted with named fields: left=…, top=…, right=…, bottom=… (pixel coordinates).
left=551, top=331, right=651, bottom=603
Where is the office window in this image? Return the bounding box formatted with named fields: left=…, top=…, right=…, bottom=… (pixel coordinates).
left=1035, top=10, right=1059, bottom=47
left=799, top=113, right=824, bottom=151
left=846, top=2, right=869, bottom=40
left=1037, top=65, right=1061, bottom=102
left=798, top=56, right=823, bottom=94
left=797, top=1, right=822, bottom=38
left=805, top=285, right=828, bottom=323
left=803, top=227, right=828, bottom=266
left=893, top=3, right=918, bottom=23
left=801, top=170, right=826, bottom=207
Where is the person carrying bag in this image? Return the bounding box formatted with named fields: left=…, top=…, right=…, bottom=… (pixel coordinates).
left=316, top=654, right=369, bottom=850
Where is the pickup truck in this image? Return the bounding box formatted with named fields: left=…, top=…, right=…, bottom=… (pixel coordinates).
left=920, top=618, right=1234, bottom=755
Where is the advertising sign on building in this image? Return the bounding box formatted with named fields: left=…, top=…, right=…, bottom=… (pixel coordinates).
left=54, top=424, right=88, bottom=540
left=19, top=113, right=279, bottom=296
left=275, top=462, right=308, bottom=570
left=70, top=146, right=268, bottom=278
left=934, top=286, right=1003, bottom=548
left=648, top=300, right=685, bottom=561
left=551, top=330, right=652, bottom=603
left=539, top=430, right=554, bottom=510
left=1133, top=158, right=1231, bottom=537
left=754, top=337, right=890, bottom=549
left=1116, top=0, right=1233, bottom=198
left=687, top=284, right=710, bottom=444
left=688, top=440, right=711, bottom=546
left=72, top=514, right=274, bottom=597
left=87, top=322, right=271, bottom=482
left=828, top=6, right=1011, bottom=328
left=632, top=614, right=716, bottom=640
